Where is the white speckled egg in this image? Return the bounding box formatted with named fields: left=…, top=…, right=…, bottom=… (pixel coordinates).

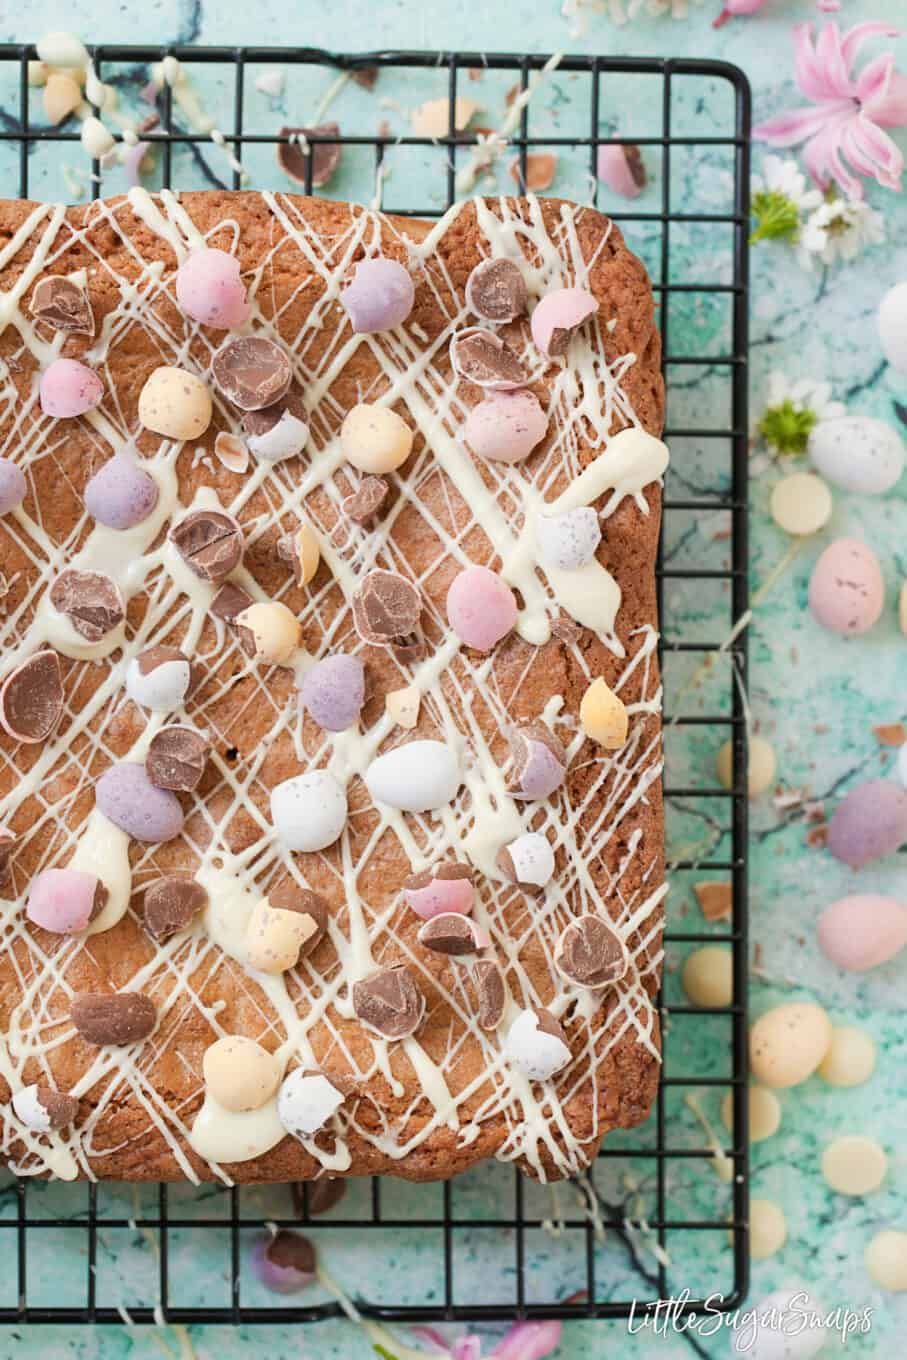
left=270, top=771, right=347, bottom=851
left=808, top=416, right=904, bottom=496
left=365, top=740, right=461, bottom=813
left=750, top=1002, right=832, bottom=1089
left=536, top=507, right=602, bottom=571
left=808, top=538, right=884, bottom=636
left=878, top=280, right=907, bottom=374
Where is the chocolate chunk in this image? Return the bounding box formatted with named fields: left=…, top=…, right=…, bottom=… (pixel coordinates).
left=624, top=144, right=647, bottom=190
left=210, top=580, right=253, bottom=623
left=143, top=876, right=208, bottom=942
left=292, top=1177, right=347, bottom=1217
left=212, top=336, right=292, bottom=412
left=266, top=1228, right=317, bottom=1276
left=417, top=912, right=484, bottom=956
left=352, top=964, right=425, bottom=1039
left=0, top=825, right=17, bottom=891
left=242, top=384, right=307, bottom=439
left=49, top=569, right=124, bottom=642
left=351, top=67, right=378, bottom=90
left=554, top=914, right=628, bottom=989
left=169, top=509, right=243, bottom=581
left=70, top=992, right=157, bottom=1046
left=267, top=879, right=329, bottom=957
left=137, top=643, right=195, bottom=684
left=450, top=327, right=528, bottom=390
left=535, top=1006, right=570, bottom=1047
left=342, top=476, right=388, bottom=526
left=0, top=649, right=63, bottom=743
left=146, top=725, right=209, bottom=792
left=34, top=1084, right=79, bottom=1129
left=465, top=258, right=528, bottom=323
left=352, top=569, right=422, bottom=648
left=277, top=123, right=341, bottom=189
left=471, top=959, right=506, bottom=1030
left=403, top=861, right=473, bottom=893
left=30, top=275, right=95, bottom=336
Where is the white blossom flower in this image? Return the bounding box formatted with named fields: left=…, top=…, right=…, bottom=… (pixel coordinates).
left=750, top=155, right=823, bottom=244
left=799, top=196, right=886, bottom=267
left=753, top=371, right=846, bottom=458
left=562, top=0, right=700, bottom=33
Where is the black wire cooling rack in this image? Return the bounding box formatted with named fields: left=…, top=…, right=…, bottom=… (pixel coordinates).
left=0, top=45, right=751, bottom=1328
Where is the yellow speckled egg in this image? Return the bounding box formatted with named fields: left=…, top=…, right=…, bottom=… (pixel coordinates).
left=203, top=1035, right=280, bottom=1112
left=750, top=1002, right=832, bottom=1088
left=681, top=945, right=733, bottom=1008
left=717, top=734, right=776, bottom=797
left=579, top=677, right=628, bottom=749
left=235, top=601, right=300, bottom=665
left=817, top=1025, right=877, bottom=1088
left=341, top=403, right=413, bottom=474
left=865, top=1230, right=907, bottom=1291
left=720, top=1085, right=782, bottom=1144
left=139, top=366, right=212, bottom=441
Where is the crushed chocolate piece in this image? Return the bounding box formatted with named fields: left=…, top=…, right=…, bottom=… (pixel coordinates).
left=342, top=475, right=388, bottom=525
left=471, top=958, right=506, bottom=1029
left=277, top=123, right=341, bottom=189
left=212, top=336, right=292, bottom=412
left=417, top=912, right=484, bottom=956
left=624, top=144, right=647, bottom=190
left=352, top=569, right=422, bottom=648
left=554, top=914, right=628, bottom=989
left=34, top=1084, right=79, bottom=1129
left=210, top=580, right=253, bottom=623
left=403, top=861, right=473, bottom=892
left=352, top=964, right=424, bottom=1039
left=169, top=509, right=243, bottom=581
left=49, top=569, right=124, bottom=642
left=30, top=275, right=95, bottom=336
left=465, top=258, right=528, bottom=324
left=351, top=67, right=378, bottom=90
left=146, top=725, right=209, bottom=792
left=143, top=877, right=208, bottom=942
left=292, top=1177, right=347, bottom=1217
left=450, top=327, right=528, bottom=390
left=693, top=881, right=732, bottom=922
left=0, top=649, right=64, bottom=743
left=242, top=383, right=307, bottom=440
left=267, top=879, right=328, bottom=957
left=70, top=992, right=157, bottom=1046
left=267, top=1228, right=316, bottom=1275
left=0, top=825, right=16, bottom=891
left=535, top=1006, right=569, bottom=1047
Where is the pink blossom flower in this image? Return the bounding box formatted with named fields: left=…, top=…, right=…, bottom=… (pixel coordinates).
left=409, top=1319, right=562, bottom=1360
left=754, top=21, right=907, bottom=197
left=713, top=0, right=770, bottom=29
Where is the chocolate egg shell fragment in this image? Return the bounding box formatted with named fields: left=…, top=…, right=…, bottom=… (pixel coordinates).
left=0, top=649, right=64, bottom=743
left=268, top=880, right=328, bottom=958
left=84, top=453, right=159, bottom=530
left=278, top=122, right=341, bottom=188
left=277, top=1068, right=345, bottom=1139
left=70, top=991, right=157, bottom=1046
left=146, top=725, right=209, bottom=792
left=169, top=508, right=243, bottom=582
left=530, top=287, right=598, bottom=359
left=352, top=569, right=422, bottom=649
left=507, top=721, right=568, bottom=800
left=212, top=336, right=292, bottom=412
left=471, top=959, right=506, bottom=1029
left=503, top=1007, right=571, bottom=1081
left=352, top=964, right=425, bottom=1039
left=96, top=762, right=185, bottom=844
left=403, top=861, right=474, bottom=920
left=450, top=327, right=529, bottom=391
left=417, top=912, right=489, bottom=956
left=554, top=914, right=628, bottom=989
left=49, top=569, right=124, bottom=643
left=126, top=645, right=195, bottom=712
left=342, top=475, right=388, bottom=525
left=496, top=831, right=555, bottom=893
left=143, top=876, right=208, bottom=942
left=243, top=385, right=309, bottom=464
left=12, top=1082, right=79, bottom=1132
left=465, top=257, right=528, bottom=324
left=30, top=275, right=94, bottom=336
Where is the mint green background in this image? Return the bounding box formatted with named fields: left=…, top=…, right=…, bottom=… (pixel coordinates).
left=1, top=1, right=906, bottom=1355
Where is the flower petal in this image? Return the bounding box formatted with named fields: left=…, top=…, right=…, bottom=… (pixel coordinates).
left=859, top=56, right=907, bottom=128
left=754, top=103, right=842, bottom=148
left=490, top=1320, right=563, bottom=1360
left=815, top=22, right=856, bottom=98
left=792, top=23, right=837, bottom=102
left=840, top=21, right=901, bottom=69
left=845, top=114, right=905, bottom=189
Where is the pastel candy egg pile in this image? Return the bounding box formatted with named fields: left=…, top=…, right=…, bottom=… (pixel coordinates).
left=235, top=601, right=300, bottom=665
left=877, top=280, right=907, bottom=374
left=39, top=358, right=103, bottom=418
left=300, top=654, right=365, bottom=731
left=446, top=565, right=517, bottom=652
left=365, top=740, right=461, bottom=813
left=277, top=1068, right=344, bottom=1139
left=817, top=894, right=907, bottom=971
left=270, top=771, right=347, bottom=851
left=402, top=862, right=474, bottom=919
left=27, top=867, right=107, bottom=934
left=175, top=247, right=250, bottom=329
left=536, top=506, right=601, bottom=570
left=341, top=257, right=414, bottom=333
left=808, top=415, right=905, bottom=495
left=203, top=1035, right=280, bottom=1112
left=808, top=538, right=884, bottom=635
left=251, top=1231, right=316, bottom=1295
left=826, top=779, right=907, bottom=868
left=750, top=1001, right=832, bottom=1088
left=126, top=645, right=194, bottom=712
left=139, top=366, right=212, bottom=440
left=0, top=457, right=27, bottom=514
left=530, top=287, right=597, bottom=359
left=84, top=453, right=159, bottom=530
left=503, top=1008, right=572, bottom=1081
left=341, top=403, right=413, bottom=474
left=96, top=762, right=185, bottom=844
left=463, top=391, right=547, bottom=464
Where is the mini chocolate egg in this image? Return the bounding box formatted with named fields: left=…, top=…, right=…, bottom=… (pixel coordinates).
left=826, top=780, right=907, bottom=868
left=175, top=246, right=250, bottom=329
left=203, top=1035, right=280, bottom=1113
left=865, top=1231, right=907, bottom=1291
left=596, top=143, right=646, bottom=199
left=530, top=287, right=597, bottom=359
left=769, top=472, right=833, bottom=536
left=808, top=538, right=884, bottom=636
left=96, top=763, right=185, bottom=844
left=300, top=654, right=365, bottom=732
left=245, top=897, right=319, bottom=974
left=579, top=676, right=628, bottom=750
left=507, top=722, right=568, bottom=800
left=503, top=1008, right=572, bottom=1082
left=720, top=1085, right=782, bottom=1144
left=271, top=771, right=347, bottom=852
left=277, top=1068, right=344, bottom=1139
left=126, top=645, right=193, bottom=712
left=446, top=565, right=517, bottom=652
left=212, top=337, right=291, bottom=411
left=681, top=946, right=733, bottom=1008
left=822, top=1134, right=887, bottom=1196
left=465, top=257, right=528, bottom=323
left=365, top=740, right=461, bottom=813
left=417, top=913, right=490, bottom=955
left=27, top=867, right=107, bottom=935
left=84, top=453, right=159, bottom=530
left=402, top=862, right=474, bottom=919
left=251, top=1231, right=316, bottom=1294
left=341, top=403, right=413, bottom=474
left=750, top=1001, right=832, bottom=1089
left=11, top=1083, right=78, bottom=1133
left=247, top=408, right=309, bottom=463
left=817, top=893, right=907, bottom=971
left=138, top=366, right=212, bottom=441
left=341, top=257, right=414, bottom=333
left=716, top=734, right=776, bottom=798
left=496, top=832, right=555, bottom=891
left=817, top=1025, right=877, bottom=1087
left=235, top=601, right=301, bottom=665
left=463, top=391, right=548, bottom=464
left=536, top=506, right=601, bottom=571
left=748, top=1200, right=787, bottom=1261
left=39, top=358, right=103, bottom=418
left=0, top=457, right=27, bottom=515
left=878, top=280, right=907, bottom=374
left=808, top=416, right=904, bottom=496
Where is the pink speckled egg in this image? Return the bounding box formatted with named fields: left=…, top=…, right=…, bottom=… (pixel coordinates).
left=817, top=894, right=907, bottom=972
left=463, top=391, right=548, bottom=464
left=175, top=247, right=250, bottom=330
left=827, top=779, right=907, bottom=869
left=808, top=538, right=884, bottom=636
left=446, top=565, right=517, bottom=652
left=39, top=358, right=103, bottom=418
left=530, top=287, right=598, bottom=359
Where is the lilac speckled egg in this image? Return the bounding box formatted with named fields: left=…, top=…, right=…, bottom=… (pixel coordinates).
left=39, top=358, right=103, bottom=418
left=463, top=391, right=548, bottom=464
left=446, top=565, right=517, bottom=652
left=300, top=654, right=365, bottom=732
left=827, top=779, right=907, bottom=869
left=530, top=287, right=598, bottom=359
left=0, top=457, right=26, bottom=514
left=808, top=538, right=884, bottom=636
left=817, top=894, right=907, bottom=972
left=27, top=867, right=104, bottom=934
left=84, top=454, right=160, bottom=530
left=340, top=258, right=414, bottom=334
left=250, top=1230, right=315, bottom=1295
left=96, top=762, right=185, bottom=844
left=175, top=247, right=250, bottom=330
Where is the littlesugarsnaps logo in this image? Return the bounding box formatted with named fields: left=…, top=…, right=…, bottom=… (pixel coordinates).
left=627, top=1289, right=873, bottom=1350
